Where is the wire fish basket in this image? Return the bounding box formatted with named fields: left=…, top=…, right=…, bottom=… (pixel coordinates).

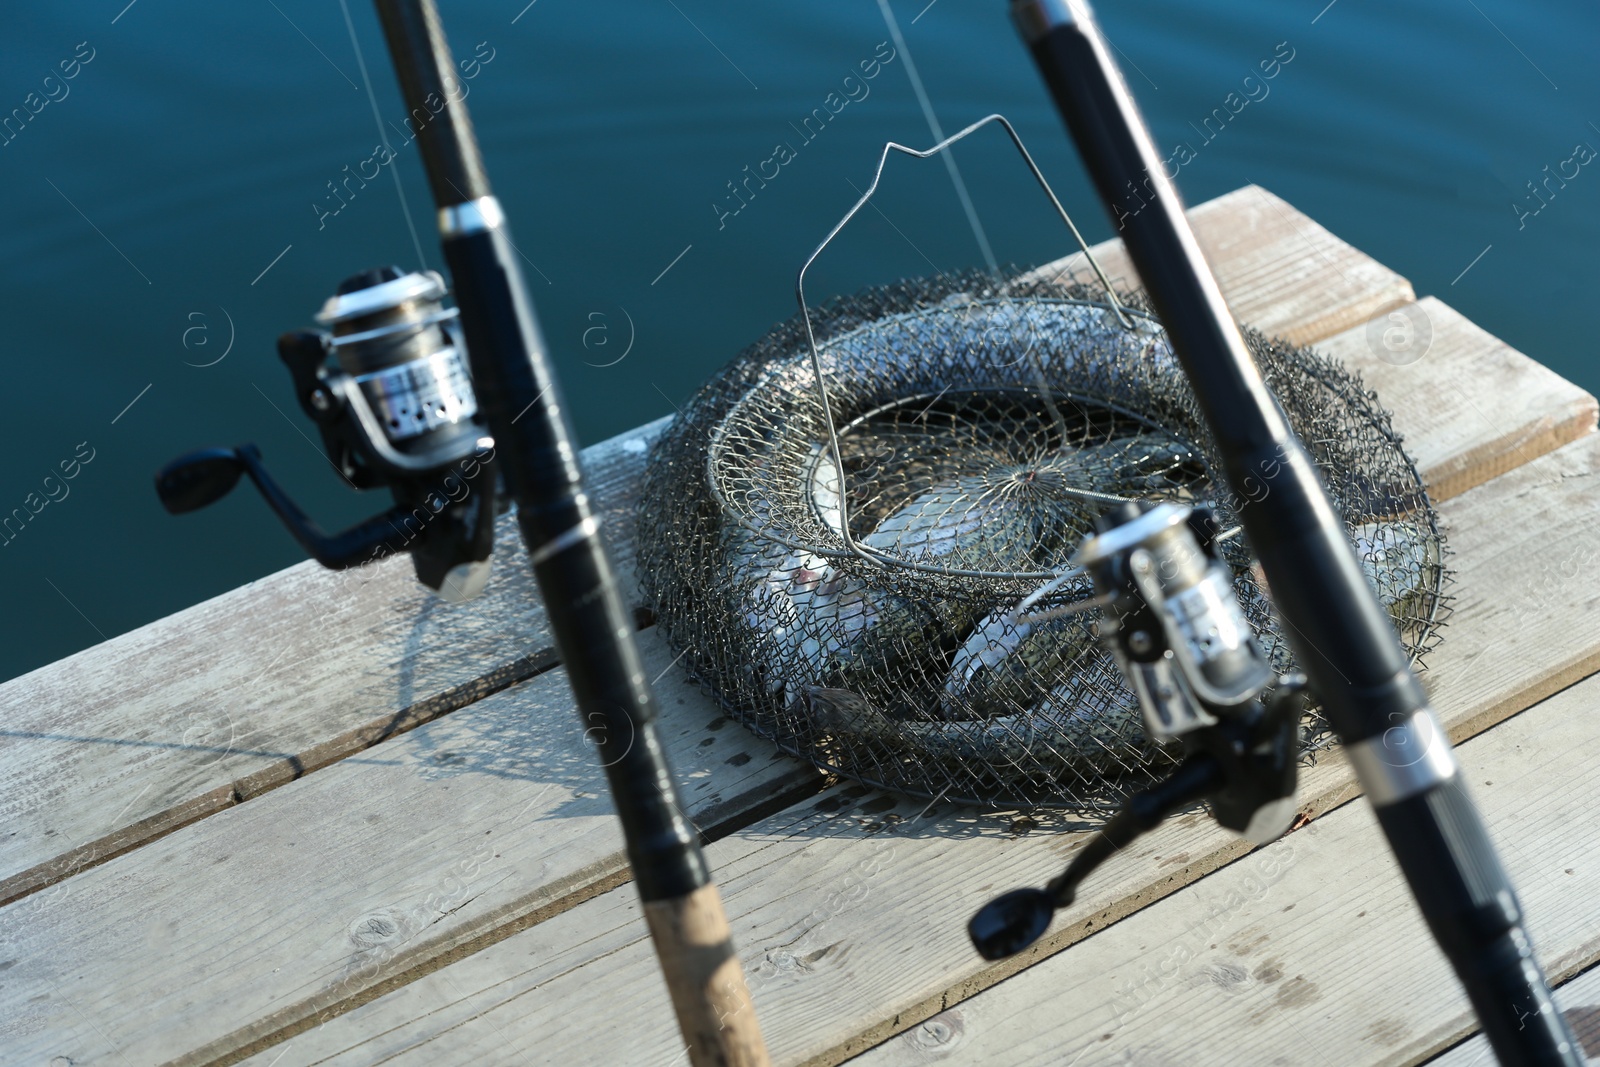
left=637, top=119, right=1448, bottom=812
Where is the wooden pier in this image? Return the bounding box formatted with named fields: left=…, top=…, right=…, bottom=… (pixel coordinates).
left=3, top=185, right=1597, bottom=1066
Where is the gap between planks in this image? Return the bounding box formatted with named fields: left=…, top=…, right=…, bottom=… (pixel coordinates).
left=0, top=642, right=564, bottom=909
left=0, top=417, right=669, bottom=909
left=230, top=422, right=1600, bottom=1066
left=0, top=182, right=1424, bottom=911
left=1427, top=958, right=1600, bottom=1066
left=850, top=669, right=1600, bottom=1067
left=3, top=185, right=1592, bottom=1066
left=1018, top=183, right=1419, bottom=346
left=0, top=625, right=826, bottom=1067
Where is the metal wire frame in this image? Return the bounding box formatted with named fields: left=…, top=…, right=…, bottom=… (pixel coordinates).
left=637, top=271, right=1451, bottom=812
left=790, top=113, right=1138, bottom=586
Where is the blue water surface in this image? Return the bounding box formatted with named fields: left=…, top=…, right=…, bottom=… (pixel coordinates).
left=0, top=0, right=1595, bottom=680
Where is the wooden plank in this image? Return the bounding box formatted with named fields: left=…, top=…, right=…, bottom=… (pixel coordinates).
left=1315, top=296, right=1598, bottom=501
left=0, top=625, right=822, bottom=1067
left=230, top=429, right=1600, bottom=1067
left=0, top=182, right=1429, bottom=912
left=1021, top=184, right=1418, bottom=346
left=1429, top=964, right=1600, bottom=1066
left=849, top=674, right=1600, bottom=1067
left=0, top=416, right=668, bottom=907
left=3, top=184, right=1583, bottom=1065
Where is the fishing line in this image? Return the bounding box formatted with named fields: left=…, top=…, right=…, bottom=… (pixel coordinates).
left=875, top=0, right=1000, bottom=278
left=339, top=0, right=429, bottom=271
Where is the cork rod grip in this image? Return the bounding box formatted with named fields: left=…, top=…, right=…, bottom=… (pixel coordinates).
left=643, top=884, right=772, bottom=1067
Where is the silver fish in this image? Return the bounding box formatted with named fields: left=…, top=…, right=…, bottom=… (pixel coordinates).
left=1353, top=519, right=1438, bottom=614
left=1244, top=517, right=1440, bottom=663
left=731, top=447, right=946, bottom=702
left=940, top=604, right=1096, bottom=721
left=925, top=518, right=1436, bottom=764
left=1226, top=519, right=1438, bottom=611
left=1040, top=430, right=1198, bottom=486
left=861, top=466, right=1078, bottom=573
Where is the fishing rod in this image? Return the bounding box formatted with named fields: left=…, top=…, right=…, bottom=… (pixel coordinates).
left=365, top=4, right=770, bottom=1062
left=155, top=1, right=770, bottom=1062
left=970, top=2, right=1580, bottom=1062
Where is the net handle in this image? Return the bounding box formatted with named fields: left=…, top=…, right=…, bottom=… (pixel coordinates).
left=794, top=113, right=1132, bottom=575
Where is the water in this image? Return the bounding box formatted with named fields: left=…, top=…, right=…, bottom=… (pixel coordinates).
left=1, top=0, right=1595, bottom=682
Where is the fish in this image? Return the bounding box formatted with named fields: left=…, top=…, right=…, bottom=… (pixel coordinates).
left=860, top=466, right=1079, bottom=572
left=741, top=564, right=940, bottom=701
left=750, top=428, right=1199, bottom=706
left=1003, top=430, right=1203, bottom=514
left=862, top=475, right=1005, bottom=561
left=855, top=427, right=1202, bottom=573
left=1069, top=429, right=1203, bottom=495
left=720, top=318, right=1206, bottom=713
left=728, top=446, right=955, bottom=703
left=940, top=596, right=1096, bottom=720
left=921, top=516, right=1437, bottom=761
left=812, top=424, right=1013, bottom=536
left=1353, top=519, right=1438, bottom=615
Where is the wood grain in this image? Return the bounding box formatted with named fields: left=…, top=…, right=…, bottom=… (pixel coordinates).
left=7, top=183, right=1593, bottom=1067
left=851, top=674, right=1600, bottom=1067
left=229, top=431, right=1600, bottom=1067
left=1315, top=296, right=1598, bottom=501
left=1020, top=184, right=1417, bottom=346
left=0, top=625, right=821, bottom=1067
left=0, top=416, right=669, bottom=907
left=0, top=182, right=1417, bottom=910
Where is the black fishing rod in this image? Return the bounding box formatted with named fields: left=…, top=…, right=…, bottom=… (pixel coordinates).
left=361, top=3, right=768, bottom=1063
left=972, top=2, right=1579, bottom=1062
left=154, top=4, right=767, bottom=1049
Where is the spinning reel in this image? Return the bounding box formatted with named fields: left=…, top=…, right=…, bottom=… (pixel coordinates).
left=970, top=501, right=1307, bottom=960
left=155, top=266, right=500, bottom=601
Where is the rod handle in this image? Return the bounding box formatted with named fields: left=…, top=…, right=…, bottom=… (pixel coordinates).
left=643, top=885, right=772, bottom=1067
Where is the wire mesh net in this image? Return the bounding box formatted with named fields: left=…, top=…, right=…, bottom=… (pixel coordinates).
left=636, top=269, right=1448, bottom=812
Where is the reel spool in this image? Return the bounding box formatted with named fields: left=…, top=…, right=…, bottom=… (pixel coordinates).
left=313, top=266, right=479, bottom=457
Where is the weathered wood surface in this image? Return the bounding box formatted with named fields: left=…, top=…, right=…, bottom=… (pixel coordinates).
left=854, top=673, right=1600, bottom=1067
left=1315, top=296, right=1597, bottom=501
left=231, top=431, right=1600, bottom=1066
left=0, top=416, right=668, bottom=907
left=0, top=183, right=1423, bottom=913
left=6, top=183, right=1594, bottom=1067
left=2, top=183, right=1567, bottom=918
left=0, top=626, right=821, bottom=1067
left=1022, top=184, right=1417, bottom=346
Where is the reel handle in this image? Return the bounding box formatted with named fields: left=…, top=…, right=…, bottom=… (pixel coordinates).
left=156, top=445, right=408, bottom=569
left=969, top=754, right=1222, bottom=961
